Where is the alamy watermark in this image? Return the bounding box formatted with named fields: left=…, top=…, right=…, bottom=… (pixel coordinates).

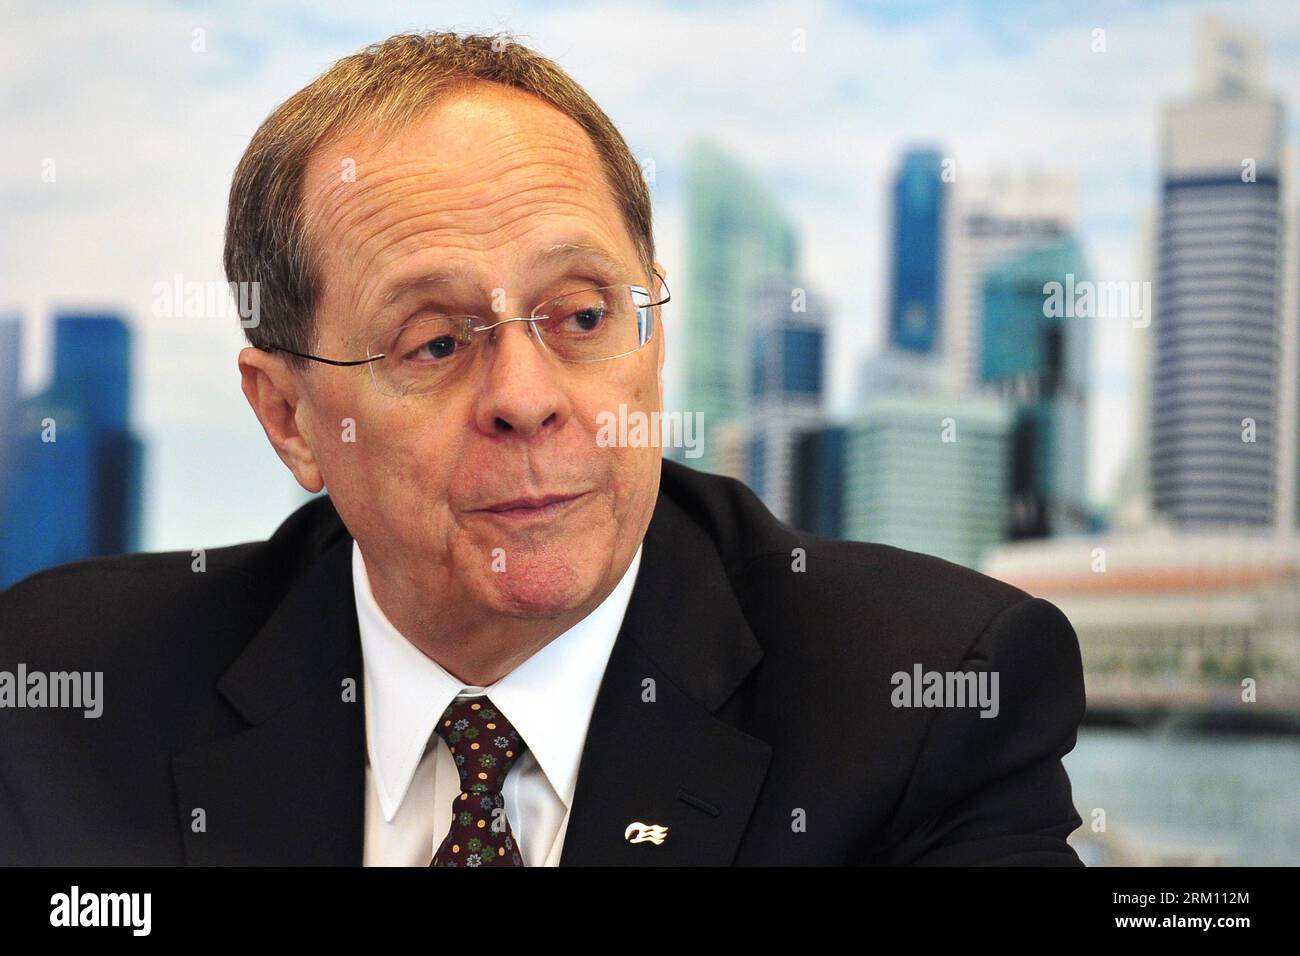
left=1043, top=274, right=1150, bottom=328
left=0, top=664, right=102, bottom=718
left=595, top=404, right=704, bottom=459
left=151, top=274, right=261, bottom=327
left=891, top=664, right=1000, bottom=718
left=50, top=886, right=150, bottom=936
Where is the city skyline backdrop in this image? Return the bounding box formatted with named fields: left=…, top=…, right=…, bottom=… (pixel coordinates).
left=4, top=0, right=1300, bottom=552
left=4, top=0, right=1299, bottom=866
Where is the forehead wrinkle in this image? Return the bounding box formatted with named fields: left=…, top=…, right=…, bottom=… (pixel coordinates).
left=303, top=88, right=607, bottom=245
left=306, top=116, right=629, bottom=332
left=322, top=123, right=588, bottom=219
left=318, top=152, right=601, bottom=279
left=333, top=115, right=599, bottom=207
left=307, top=107, right=611, bottom=254
left=350, top=153, right=598, bottom=236
left=373, top=235, right=627, bottom=311
left=349, top=174, right=618, bottom=286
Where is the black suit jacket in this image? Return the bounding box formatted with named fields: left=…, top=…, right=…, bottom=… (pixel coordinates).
left=0, top=458, right=1086, bottom=865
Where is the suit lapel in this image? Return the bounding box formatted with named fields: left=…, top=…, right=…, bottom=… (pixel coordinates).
left=171, top=530, right=367, bottom=865
left=560, top=492, right=772, bottom=866
left=170, top=472, right=773, bottom=866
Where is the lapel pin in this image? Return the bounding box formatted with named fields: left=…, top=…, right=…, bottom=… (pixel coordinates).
left=624, top=821, right=669, bottom=845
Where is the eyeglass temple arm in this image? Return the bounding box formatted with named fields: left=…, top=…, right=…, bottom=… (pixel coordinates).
left=256, top=345, right=385, bottom=366
left=649, top=270, right=671, bottom=306
left=467, top=276, right=672, bottom=333
left=257, top=275, right=669, bottom=365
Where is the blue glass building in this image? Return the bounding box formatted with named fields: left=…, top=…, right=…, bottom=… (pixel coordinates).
left=741, top=278, right=827, bottom=522
left=682, top=140, right=800, bottom=475
left=0, top=313, right=143, bottom=588
left=792, top=425, right=846, bottom=537
left=888, top=148, right=948, bottom=354
left=980, top=239, right=1090, bottom=539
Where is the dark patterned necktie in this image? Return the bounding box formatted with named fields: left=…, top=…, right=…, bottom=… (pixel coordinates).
left=429, top=694, right=528, bottom=867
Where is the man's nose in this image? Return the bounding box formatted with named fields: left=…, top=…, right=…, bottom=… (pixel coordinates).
left=472, top=319, right=572, bottom=438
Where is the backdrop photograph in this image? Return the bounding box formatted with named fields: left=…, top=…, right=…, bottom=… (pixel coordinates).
left=0, top=0, right=1295, bottom=930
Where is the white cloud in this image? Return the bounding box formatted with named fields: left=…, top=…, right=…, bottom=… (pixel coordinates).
left=4, top=0, right=1298, bottom=540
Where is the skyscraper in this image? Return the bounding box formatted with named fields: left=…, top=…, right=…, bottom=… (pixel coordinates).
left=888, top=148, right=948, bottom=354
left=0, top=313, right=144, bottom=587
left=840, top=395, right=1011, bottom=569
left=0, top=316, right=22, bottom=550
left=792, top=424, right=846, bottom=538
left=742, top=277, right=827, bottom=523
left=1150, top=17, right=1290, bottom=530
left=682, top=140, right=799, bottom=476
left=981, top=237, right=1092, bottom=538
left=942, top=171, right=1076, bottom=395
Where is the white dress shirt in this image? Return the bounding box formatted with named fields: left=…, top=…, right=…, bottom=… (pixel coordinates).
left=353, top=540, right=642, bottom=866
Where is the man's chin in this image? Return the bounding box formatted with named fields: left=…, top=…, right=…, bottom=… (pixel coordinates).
left=477, top=555, right=595, bottom=620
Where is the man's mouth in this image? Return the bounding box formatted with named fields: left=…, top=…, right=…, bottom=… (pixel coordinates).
left=476, top=491, right=588, bottom=520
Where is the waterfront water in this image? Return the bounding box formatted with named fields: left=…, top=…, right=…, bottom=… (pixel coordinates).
left=1063, top=726, right=1300, bottom=866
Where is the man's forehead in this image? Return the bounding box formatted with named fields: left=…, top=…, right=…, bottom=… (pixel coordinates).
left=300, top=85, right=623, bottom=269
left=378, top=239, right=632, bottom=307
left=306, top=82, right=601, bottom=192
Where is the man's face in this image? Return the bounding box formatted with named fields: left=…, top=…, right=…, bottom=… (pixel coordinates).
left=280, top=82, right=664, bottom=623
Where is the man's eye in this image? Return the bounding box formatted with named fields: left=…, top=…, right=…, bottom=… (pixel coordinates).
left=410, top=334, right=460, bottom=361
left=563, top=307, right=606, bottom=333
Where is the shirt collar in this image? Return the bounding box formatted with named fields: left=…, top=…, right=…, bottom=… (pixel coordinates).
left=353, top=539, right=642, bottom=823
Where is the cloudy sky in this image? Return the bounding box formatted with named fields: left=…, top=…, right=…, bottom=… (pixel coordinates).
left=4, top=0, right=1299, bottom=550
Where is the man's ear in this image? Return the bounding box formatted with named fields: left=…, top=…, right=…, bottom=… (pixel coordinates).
left=652, top=260, right=668, bottom=382
left=653, top=260, right=669, bottom=298
left=238, top=347, right=324, bottom=493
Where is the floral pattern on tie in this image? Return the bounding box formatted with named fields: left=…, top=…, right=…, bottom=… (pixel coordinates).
left=430, top=695, right=527, bottom=867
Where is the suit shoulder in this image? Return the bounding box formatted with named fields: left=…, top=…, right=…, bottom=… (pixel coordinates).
left=0, top=493, right=348, bottom=657
left=3, top=542, right=256, bottom=593
left=803, top=534, right=1028, bottom=604
left=659, top=460, right=1035, bottom=659
left=739, top=534, right=1030, bottom=626
left=732, top=534, right=1055, bottom=704
left=659, top=459, right=1028, bottom=613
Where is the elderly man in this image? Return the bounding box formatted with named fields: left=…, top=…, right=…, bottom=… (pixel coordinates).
left=0, top=31, right=1085, bottom=866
